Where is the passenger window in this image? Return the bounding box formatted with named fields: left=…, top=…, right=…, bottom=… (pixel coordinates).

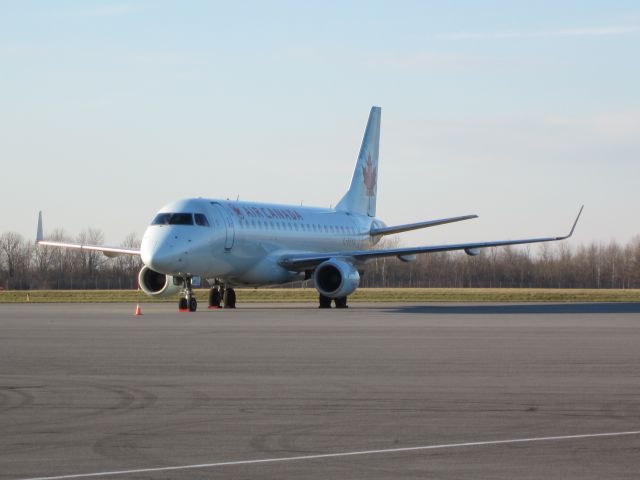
left=194, top=214, right=210, bottom=227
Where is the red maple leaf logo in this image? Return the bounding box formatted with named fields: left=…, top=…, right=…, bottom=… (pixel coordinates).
left=231, top=206, right=243, bottom=217
left=362, top=154, right=377, bottom=197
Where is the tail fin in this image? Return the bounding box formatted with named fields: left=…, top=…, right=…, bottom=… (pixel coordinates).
left=336, top=106, right=381, bottom=217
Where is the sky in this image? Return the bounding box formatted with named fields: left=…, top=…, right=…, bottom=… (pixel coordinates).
left=1, top=1, right=638, bottom=248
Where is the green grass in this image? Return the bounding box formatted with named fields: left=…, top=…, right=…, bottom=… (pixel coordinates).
left=1, top=288, right=639, bottom=303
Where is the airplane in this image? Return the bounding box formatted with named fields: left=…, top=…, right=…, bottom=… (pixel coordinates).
left=36, top=106, right=583, bottom=311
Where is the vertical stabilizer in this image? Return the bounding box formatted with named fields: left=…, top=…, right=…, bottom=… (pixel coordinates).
left=336, top=106, right=381, bottom=217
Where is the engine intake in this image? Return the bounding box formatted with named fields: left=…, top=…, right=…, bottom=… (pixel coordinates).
left=313, top=259, right=360, bottom=299
left=138, top=266, right=181, bottom=297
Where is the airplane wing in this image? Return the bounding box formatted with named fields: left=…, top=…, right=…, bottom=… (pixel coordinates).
left=370, top=214, right=478, bottom=236
left=36, top=240, right=140, bottom=257
left=280, top=207, right=583, bottom=271
left=35, top=212, right=141, bottom=257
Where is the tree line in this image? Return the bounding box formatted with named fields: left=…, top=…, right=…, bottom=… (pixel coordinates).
left=360, top=237, right=640, bottom=289
left=0, top=230, right=142, bottom=290
left=1, top=230, right=639, bottom=290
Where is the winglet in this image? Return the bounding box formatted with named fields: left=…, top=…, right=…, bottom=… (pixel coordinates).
left=36, top=211, right=43, bottom=244
left=557, top=205, right=583, bottom=240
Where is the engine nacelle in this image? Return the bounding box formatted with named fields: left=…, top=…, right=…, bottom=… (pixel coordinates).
left=313, top=259, right=360, bottom=299
left=138, top=266, right=182, bottom=297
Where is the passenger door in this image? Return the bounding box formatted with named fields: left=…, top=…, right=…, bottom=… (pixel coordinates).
left=211, top=203, right=235, bottom=250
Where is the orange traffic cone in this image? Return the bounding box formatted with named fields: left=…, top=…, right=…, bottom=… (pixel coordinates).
left=135, top=304, right=142, bottom=316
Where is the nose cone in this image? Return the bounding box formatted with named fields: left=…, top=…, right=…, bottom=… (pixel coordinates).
left=140, top=230, right=156, bottom=267
left=141, top=227, right=184, bottom=274
left=147, top=248, right=181, bottom=274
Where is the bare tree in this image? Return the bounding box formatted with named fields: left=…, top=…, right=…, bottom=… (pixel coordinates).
left=75, top=228, right=105, bottom=283
left=113, top=232, right=143, bottom=289
left=0, top=232, right=32, bottom=289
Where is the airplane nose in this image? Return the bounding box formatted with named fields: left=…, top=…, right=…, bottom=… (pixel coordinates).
left=147, top=238, right=192, bottom=274
left=147, top=247, right=177, bottom=273
left=141, top=230, right=185, bottom=274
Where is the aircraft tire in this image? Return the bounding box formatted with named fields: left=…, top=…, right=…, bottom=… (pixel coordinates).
left=224, top=288, right=236, bottom=308
left=209, top=287, right=221, bottom=307
left=334, top=297, right=348, bottom=308
left=189, top=297, right=197, bottom=312
left=318, top=294, right=332, bottom=308
left=179, top=297, right=188, bottom=311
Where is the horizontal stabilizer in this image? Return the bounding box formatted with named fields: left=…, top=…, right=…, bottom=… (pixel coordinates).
left=370, top=214, right=478, bottom=236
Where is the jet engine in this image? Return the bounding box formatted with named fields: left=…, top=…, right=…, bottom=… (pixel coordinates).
left=138, top=266, right=182, bottom=297
left=313, top=259, right=360, bottom=299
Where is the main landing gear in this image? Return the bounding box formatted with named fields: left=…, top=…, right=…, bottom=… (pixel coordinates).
left=208, top=283, right=236, bottom=309
left=318, top=294, right=349, bottom=309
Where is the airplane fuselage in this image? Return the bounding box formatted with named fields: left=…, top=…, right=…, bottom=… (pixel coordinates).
left=140, top=198, right=384, bottom=286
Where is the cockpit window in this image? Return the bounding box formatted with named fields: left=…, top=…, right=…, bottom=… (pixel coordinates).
left=151, top=213, right=194, bottom=225
left=194, top=214, right=210, bottom=226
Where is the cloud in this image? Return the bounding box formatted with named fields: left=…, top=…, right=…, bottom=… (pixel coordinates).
left=436, top=25, right=640, bottom=40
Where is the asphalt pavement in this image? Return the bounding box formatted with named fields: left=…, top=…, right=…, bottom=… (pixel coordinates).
left=1, top=302, right=639, bottom=479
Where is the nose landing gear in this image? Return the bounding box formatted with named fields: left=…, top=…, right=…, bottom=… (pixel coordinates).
left=178, top=276, right=198, bottom=312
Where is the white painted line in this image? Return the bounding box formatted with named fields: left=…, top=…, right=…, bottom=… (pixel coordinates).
left=16, top=430, right=640, bottom=480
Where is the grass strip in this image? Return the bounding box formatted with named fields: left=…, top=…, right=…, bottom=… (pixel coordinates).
left=1, top=288, right=639, bottom=303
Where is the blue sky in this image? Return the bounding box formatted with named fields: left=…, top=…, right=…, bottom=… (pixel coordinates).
left=1, top=1, right=638, bottom=246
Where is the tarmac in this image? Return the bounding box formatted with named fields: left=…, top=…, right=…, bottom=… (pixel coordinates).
left=1, top=302, right=640, bottom=479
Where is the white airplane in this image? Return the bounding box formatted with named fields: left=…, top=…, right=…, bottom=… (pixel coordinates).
left=36, top=107, right=582, bottom=311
